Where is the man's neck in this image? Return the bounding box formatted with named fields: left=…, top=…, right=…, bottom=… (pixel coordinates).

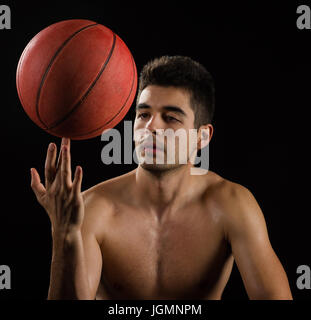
left=135, top=164, right=195, bottom=219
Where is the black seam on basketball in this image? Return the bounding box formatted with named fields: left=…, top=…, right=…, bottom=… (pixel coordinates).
left=61, top=52, right=136, bottom=138
left=35, top=22, right=99, bottom=129
left=47, top=32, right=117, bottom=130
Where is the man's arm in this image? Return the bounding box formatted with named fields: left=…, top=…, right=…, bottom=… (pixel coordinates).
left=31, top=137, right=103, bottom=299
left=48, top=230, right=93, bottom=299
left=223, top=183, right=293, bottom=299
left=48, top=189, right=103, bottom=300
left=80, top=189, right=103, bottom=299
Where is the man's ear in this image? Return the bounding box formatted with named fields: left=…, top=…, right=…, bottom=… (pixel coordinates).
left=197, top=124, right=214, bottom=150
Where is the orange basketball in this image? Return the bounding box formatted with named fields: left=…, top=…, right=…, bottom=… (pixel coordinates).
left=16, top=19, right=137, bottom=140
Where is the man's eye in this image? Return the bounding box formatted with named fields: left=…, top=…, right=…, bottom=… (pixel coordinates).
left=166, top=116, right=179, bottom=122
left=138, top=113, right=149, bottom=119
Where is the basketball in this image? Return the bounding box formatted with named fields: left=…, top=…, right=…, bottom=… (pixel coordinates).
left=16, top=19, right=137, bottom=140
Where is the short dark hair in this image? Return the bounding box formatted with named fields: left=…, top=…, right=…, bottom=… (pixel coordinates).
left=136, top=55, right=215, bottom=128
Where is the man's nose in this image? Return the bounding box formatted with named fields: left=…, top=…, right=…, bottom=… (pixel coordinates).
left=145, top=114, right=164, bottom=133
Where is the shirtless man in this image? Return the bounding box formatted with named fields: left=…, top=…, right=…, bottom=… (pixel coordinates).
left=30, top=56, right=293, bottom=300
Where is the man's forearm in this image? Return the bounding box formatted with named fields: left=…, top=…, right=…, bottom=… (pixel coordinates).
left=48, top=231, right=92, bottom=300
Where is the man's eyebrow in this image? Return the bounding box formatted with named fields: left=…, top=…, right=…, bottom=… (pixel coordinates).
left=136, top=103, right=151, bottom=111
left=136, top=103, right=187, bottom=117
left=163, top=105, right=187, bottom=117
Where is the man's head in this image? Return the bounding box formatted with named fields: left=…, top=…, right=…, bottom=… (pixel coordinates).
left=133, top=56, right=215, bottom=173
left=137, top=55, right=215, bottom=128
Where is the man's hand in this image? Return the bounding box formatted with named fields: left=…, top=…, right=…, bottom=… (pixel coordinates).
left=29, top=137, right=96, bottom=299
left=30, top=137, right=84, bottom=234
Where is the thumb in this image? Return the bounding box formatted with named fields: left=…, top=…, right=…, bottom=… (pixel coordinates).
left=30, top=168, right=46, bottom=200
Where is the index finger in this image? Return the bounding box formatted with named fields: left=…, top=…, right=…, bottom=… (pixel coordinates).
left=44, top=142, right=57, bottom=188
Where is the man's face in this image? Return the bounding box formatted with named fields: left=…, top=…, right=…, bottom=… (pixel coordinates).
left=133, top=85, right=198, bottom=172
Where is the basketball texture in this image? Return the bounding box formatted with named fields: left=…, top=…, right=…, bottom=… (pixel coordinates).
left=16, top=19, right=137, bottom=140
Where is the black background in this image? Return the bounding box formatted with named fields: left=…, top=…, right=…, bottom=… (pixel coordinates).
left=0, top=0, right=310, bottom=301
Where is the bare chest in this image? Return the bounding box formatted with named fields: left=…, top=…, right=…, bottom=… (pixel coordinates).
left=97, top=204, right=231, bottom=299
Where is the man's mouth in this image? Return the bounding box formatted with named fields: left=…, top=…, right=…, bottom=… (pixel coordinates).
left=140, top=142, right=164, bottom=153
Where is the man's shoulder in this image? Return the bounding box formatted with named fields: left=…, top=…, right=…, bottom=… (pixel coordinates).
left=82, top=168, right=136, bottom=205
left=80, top=169, right=137, bottom=238
left=204, top=171, right=259, bottom=223
left=205, top=171, right=254, bottom=203
left=208, top=172, right=264, bottom=235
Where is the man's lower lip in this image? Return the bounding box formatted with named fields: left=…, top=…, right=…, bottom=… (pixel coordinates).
left=144, top=147, right=163, bottom=152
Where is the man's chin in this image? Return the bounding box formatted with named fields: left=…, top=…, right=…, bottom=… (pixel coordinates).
left=140, top=162, right=184, bottom=173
